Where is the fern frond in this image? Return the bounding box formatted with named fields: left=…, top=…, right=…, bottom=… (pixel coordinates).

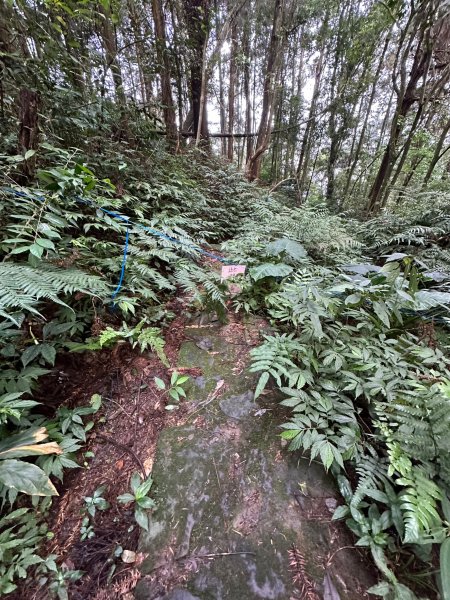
left=0, top=263, right=109, bottom=318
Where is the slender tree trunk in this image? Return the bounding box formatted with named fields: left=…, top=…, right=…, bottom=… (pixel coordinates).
left=127, top=0, right=148, bottom=104
left=196, top=36, right=209, bottom=146
left=246, top=0, right=284, bottom=181
left=218, top=51, right=227, bottom=155
left=382, top=103, right=426, bottom=204
left=184, top=0, right=210, bottom=142
left=168, top=0, right=185, bottom=138
left=342, top=31, right=391, bottom=202
left=325, top=3, right=348, bottom=204
left=366, top=3, right=444, bottom=213
left=227, top=19, right=238, bottom=160
left=242, top=12, right=253, bottom=162
left=18, top=89, right=39, bottom=180
left=296, top=21, right=327, bottom=198
left=423, top=119, right=450, bottom=185
left=151, top=0, right=177, bottom=146
left=99, top=5, right=126, bottom=106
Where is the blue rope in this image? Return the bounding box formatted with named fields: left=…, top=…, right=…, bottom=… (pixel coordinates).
left=111, top=223, right=130, bottom=301
left=91, top=203, right=230, bottom=263
left=1, top=186, right=233, bottom=302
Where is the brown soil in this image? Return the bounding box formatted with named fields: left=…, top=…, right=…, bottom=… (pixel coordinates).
left=21, top=297, right=191, bottom=600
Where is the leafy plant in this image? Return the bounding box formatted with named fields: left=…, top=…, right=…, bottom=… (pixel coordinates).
left=78, top=485, right=110, bottom=541
left=0, top=507, right=51, bottom=594
left=82, top=486, right=110, bottom=518
left=79, top=517, right=95, bottom=542
left=45, top=565, right=83, bottom=600
left=70, top=321, right=169, bottom=366
left=154, top=372, right=190, bottom=410
left=0, top=428, right=61, bottom=498
left=244, top=232, right=450, bottom=594
left=117, top=472, right=155, bottom=531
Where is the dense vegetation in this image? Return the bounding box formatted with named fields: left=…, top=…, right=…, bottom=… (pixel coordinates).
left=2, top=0, right=450, bottom=598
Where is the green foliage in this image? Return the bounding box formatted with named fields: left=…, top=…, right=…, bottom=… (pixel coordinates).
left=354, top=195, right=450, bottom=273
left=0, top=264, right=109, bottom=323
left=44, top=564, right=83, bottom=600
left=222, top=198, right=362, bottom=267
left=154, top=372, right=190, bottom=410
left=71, top=320, right=169, bottom=366
left=82, top=486, right=110, bottom=519
left=117, top=472, right=155, bottom=531
left=0, top=144, right=255, bottom=595
left=0, top=428, right=61, bottom=497
left=0, top=507, right=51, bottom=595
left=79, top=485, right=110, bottom=541
left=174, top=262, right=228, bottom=319
left=441, top=537, right=450, bottom=600
left=239, top=198, right=450, bottom=595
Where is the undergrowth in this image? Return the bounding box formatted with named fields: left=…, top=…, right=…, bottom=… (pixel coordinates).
left=0, top=142, right=242, bottom=594
left=2, top=138, right=450, bottom=599
left=229, top=194, right=450, bottom=599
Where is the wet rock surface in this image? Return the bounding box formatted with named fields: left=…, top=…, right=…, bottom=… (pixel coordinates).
left=136, top=317, right=375, bottom=599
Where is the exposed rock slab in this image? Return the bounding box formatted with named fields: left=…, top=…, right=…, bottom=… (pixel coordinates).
left=136, top=317, right=375, bottom=599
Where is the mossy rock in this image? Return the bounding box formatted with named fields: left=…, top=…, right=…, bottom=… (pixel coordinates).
left=136, top=319, right=375, bottom=599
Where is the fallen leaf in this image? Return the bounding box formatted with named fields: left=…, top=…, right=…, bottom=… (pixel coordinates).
left=121, top=550, right=136, bottom=563
left=143, top=457, right=153, bottom=475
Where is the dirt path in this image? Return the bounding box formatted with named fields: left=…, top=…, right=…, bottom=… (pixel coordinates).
left=133, top=314, right=376, bottom=600
left=23, top=307, right=376, bottom=600
left=23, top=298, right=190, bottom=600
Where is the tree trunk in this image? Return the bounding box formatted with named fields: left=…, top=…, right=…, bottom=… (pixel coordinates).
left=216, top=0, right=227, bottom=156
left=246, top=0, right=284, bottom=181
left=127, top=0, right=148, bottom=105
left=342, top=31, right=391, bottom=202
left=296, top=18, right=327, bottom=199
left=18, top=89, right=39, bottom=180
left=151, top=0, right=177, bottom=146
left=183, top=0, right=210, bottom=142
left=98, top=5, right=126, bottom=106
left=325, top=3, right=348, bottom=204
left=169, top=0, right=186, bottom=139
left=242, top=12, right=253, bottom=162
left=227, top=19, right=238, bottom=160
left=366, top=2, right=447, bottom=213
left=423, top=119, right=450, bottom=185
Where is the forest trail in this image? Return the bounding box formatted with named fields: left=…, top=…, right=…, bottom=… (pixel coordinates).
left=134, top=313, right=375, bottom=600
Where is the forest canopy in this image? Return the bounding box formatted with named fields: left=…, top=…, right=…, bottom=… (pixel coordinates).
left=0, top=0, right=449, bottom=204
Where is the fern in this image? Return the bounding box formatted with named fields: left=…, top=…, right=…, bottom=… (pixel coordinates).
left=397, top=466, right=443, bottom=543
left=250, top=333, right=306, bottom=396
left=135, top=327, right=168, bottom=366
left=70, top=322, right=169, bottom=366
left=376, top=380, right=450, bottom=486
left=173, top=263, right=227, bottom=316
left=351, top=454, right=391, bottom=508
left=0, top=263, right=109, bottom=321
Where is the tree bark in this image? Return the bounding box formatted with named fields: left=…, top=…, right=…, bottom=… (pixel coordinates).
left=227, top=19, right=238, bottom=160
left=183, top=0, right=210, bottom=142
left=18, top=89, right=39, bottom=180
left=366, top=2, right=449, bottom=213
left=296, top=14, right=328, bottom=199
left=246, top=0, right=284, bottom=181
left=151, top=0, right=178, bottom=146
left=242, top=11, right=253, bottom=161
left=98, top=4, right=126, bottom=106
left=342, top=31, right=391, bottom=202
left=423, top=118, right=450, bottom=185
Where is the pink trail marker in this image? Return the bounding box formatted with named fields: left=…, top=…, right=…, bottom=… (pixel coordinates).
left=221, top=264, right=246, bottom=280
